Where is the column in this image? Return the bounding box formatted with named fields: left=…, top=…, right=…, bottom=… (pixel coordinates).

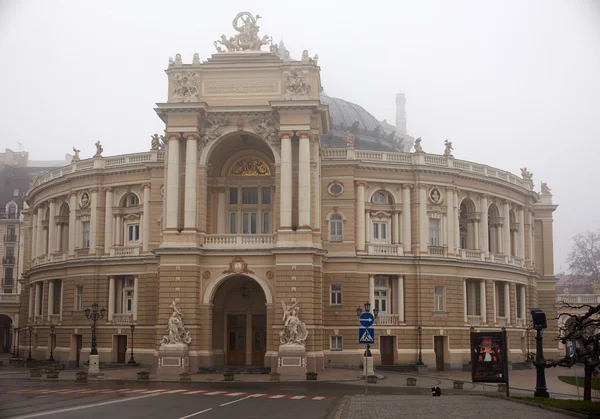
left=517, top=207, right=525, bottom=259
left=502, top=201, right=511, bottom=256
left=68, top=193, right=76, bottom=256
left=419, top=185, right=428, bottom=253
left=504, top=282, right=511, bottom=324
left=133, top=276, right=139, bottom=321
left=298, top=132, right=311, bottom=228
left=35, top=283, right=42, bottom=316
left=520, top=285, right=526, bottom=321
left=184, top=133, right=198, bottom=230
left=445, top=188, right=455, bottom=253
left=28, top=285, right=34, bottom=320
left=368, top=275, right=375, bottom=312
left=279, top=132, right=292, bottom=228
left=530, top=211, right=535, bottom=265
left=59, top=281, right=64, bottom=321
left=47, top=199, right=56, bottom=254
left=397, top=276, right=404, bottom=323
left=217, top=188, right=226, bottom=234
left=356, top=182, right=365, bottom=251
left=142, top=184, right=150, bottom=251
left=104, top=188, right=113, bottom=254
left=480, top=280, right=487, bottom=324
left=31, top=212, right=37, bottom=260
left=480, top=195, right=489, bottom=257
left=364, top=210, right=370, bottom=245
left=463, top=280, right=468, bottom=323
left=402, top=185, right=412, bottom=253
left=89, top=189, right=98, bottom=253
left=166, top=134, right=181, bottom=229
left=108, top=277, right=115, bottom=321
left=392, top=211, right=399, bottom=244
left=47, top=280, right=54, bottom=320
left=454, top=190, right=460, bottom=251
left=492, top=281, right=497, bottom=324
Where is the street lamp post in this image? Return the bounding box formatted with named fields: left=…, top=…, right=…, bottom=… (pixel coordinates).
left=27, top=325, right=33, bottom=361
left=530, top=308, right=549, bottom=398
left=9, top=324, right=14, bottom=357
left=12, top=326, right=19, bottom=358
left=84, top=303, right=106, bottom=373
left=526, top=327, right=531, bottom=364
left=356, top=302, right=379, bottom=394
left=48, top=325, right=55, bottom=362
left=416, top=325, right=424, bottom=366
left=128, top=324, right=136, bottom=365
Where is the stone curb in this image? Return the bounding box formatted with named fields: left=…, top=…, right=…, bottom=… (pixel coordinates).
left=4, top=375, right=363, bottom=384
left=481, top=393, right=589, bottom=419
left=332, top=395, right=348, bottom=419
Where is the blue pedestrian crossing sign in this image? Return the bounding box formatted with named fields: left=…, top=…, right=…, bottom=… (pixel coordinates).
left=359, top=312, right=375, bottom=328
left=359, top=328, right=375, bottom=344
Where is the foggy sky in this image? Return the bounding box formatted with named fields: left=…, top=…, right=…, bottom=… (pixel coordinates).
left=1, top=0, right=599, bottom=274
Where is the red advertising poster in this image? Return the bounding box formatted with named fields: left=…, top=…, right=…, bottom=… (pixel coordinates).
left=470, top=331, right=508, bottom=383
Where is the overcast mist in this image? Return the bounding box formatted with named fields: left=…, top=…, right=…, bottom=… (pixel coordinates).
left=1, top=0, right=599, bottom=274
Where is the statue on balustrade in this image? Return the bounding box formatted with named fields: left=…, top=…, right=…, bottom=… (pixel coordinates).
left=94, top=141, right=103, bottom=158
left=72, top=147, right=81, bottom=162
left=413, top=137, right=423, bottom=153
left=443, top=139, right=454, bottom=157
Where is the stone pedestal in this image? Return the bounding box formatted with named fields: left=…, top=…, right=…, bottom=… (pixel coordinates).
left=361, top=356, right=374, bottom=377
left=88, top=354, right=100, bottom=374
left=276, top=344, right=307, bottom=380
left=156, top=343, right=189, bottom=377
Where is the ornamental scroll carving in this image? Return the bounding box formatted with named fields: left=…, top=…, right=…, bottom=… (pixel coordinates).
left=284, top=68, right=311, bottom=96
left=169, top=72, right=199, bottom=102
left=214, top=12, right=273, bottom=52
left=160, top=301, right=192, bottom=346
left=228, top=157, right=271, bottom=176
left=279, top=300, right=308, bottom=346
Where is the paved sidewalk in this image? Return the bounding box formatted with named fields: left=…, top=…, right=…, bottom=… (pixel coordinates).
left=339, top=395, right=571, bottom=419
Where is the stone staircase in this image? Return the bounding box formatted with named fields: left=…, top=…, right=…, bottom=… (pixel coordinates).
left=198, top=366, right=271, bottom=375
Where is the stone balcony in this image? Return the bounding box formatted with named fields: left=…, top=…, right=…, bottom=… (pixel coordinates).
left=467, top=315, right=482, bottom=326
left=203, top=234, right=276, bottom=249
left=376, top=314, right=401, bottom=326
left=367, top=244, right=404, bottom=256
left=110, top=245, right=141, bottom=257
left=0, top=293, right=19, bottom=304
left=111, top=313, right=133, bottom=325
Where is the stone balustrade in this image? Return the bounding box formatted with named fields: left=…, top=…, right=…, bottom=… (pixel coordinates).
left=377, top=314, right=400, bottom=326
left=557, top=294, right=600, bottom=304
left=0, top=294, right=19, bottom=304
left=367, top=244, right=404, bottom=256
left=467, top=315, right=482, bottom=326
left=112, top=313, right=133, bottom=325
left=321, top=148, right=528, bottom=190
left=428, top=245, right=446, bottom=257
left=110, top=246, right=141, bottom=257
left=204, top=234, right=276, bottom=248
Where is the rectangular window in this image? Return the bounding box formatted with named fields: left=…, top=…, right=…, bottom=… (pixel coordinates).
left=372, top=222, right=388, bottom=243
left=330, top=336, right=343, bottom=351
left=429, top=218, right=441, bottom=246
left=516, top=285, right=523, bottom=318
left=81, top=221, right=90, bottom=248
left=331, top=284, right=342, bottom=305
left=242, top=187, right=258, bottom=204
left=375, top=276, right=388, bottom=287
left=6, top=247, right=14, bottom=258
left=127, top=224, right=140, bottom=243
left=229, top=188, right=238, bottom=205
left=262, top=213, right=270, bottom=233
left=3, top=268, right=13, bottom=285
left=229, top=213, right=237, bottom=234
left=125, top=290, right=134, bottom=314
left=374, top=290, right=388, bottom=314
left=262, top=187, right=271, bottom=204
left=434, top=286, right=445, bottom=312
left=329, top=219, right=343, bottom=242
left=242, top=212, right=257, bottom=234
left=7, top=225, right=15, bottom=239
left=75, top=286, right=83, bottom=310
left=13, top=189, right=19, bottom=197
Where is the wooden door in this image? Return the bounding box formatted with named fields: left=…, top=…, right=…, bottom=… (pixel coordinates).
left=76, top=335, right=82, bottom=368
left=252, top=314, right=267, bottom=365
left=380, top=336, right=394, bottom=365
left=227, top=314, right=246, bottom=365
left=434, top=336, right=444, bottom=371
left=117, top=335, right=127, bottom=363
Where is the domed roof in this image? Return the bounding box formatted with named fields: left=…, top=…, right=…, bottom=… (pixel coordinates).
left=320, top=94, right=411, bottom=152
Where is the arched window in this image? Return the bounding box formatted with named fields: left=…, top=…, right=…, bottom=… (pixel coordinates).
left=329, top=214, right=343, bottom=242
left=371, top=191, right=391, bottom=204
left=459, top=198, right=476, bottom=250
left=123, top=193, right=140, bottom=207
left=7, top=204, right=17, bottom=219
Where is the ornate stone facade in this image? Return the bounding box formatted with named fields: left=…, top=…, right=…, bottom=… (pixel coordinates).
left=16, top=13, right=559, bottom=373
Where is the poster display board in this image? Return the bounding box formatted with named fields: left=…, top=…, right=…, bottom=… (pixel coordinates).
left=470, top=331, right=508, bottom=384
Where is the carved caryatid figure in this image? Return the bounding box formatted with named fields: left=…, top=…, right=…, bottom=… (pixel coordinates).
left=160, top=301, right=192, bottom=346
left=214, top=12, right=273, bottom=52
left=279, top=300, right=308, bottom=346
left=94, top=141, right=103, bottom=158
left=72, top=147, right=81, bottom=162
left=414, top=137, right=423, bottom=153
left=443, top=139, right=453, bottom=157
left=520, top=167, right=533, bottom=181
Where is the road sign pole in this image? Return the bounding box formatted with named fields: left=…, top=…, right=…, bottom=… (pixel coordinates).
left=365, top=344, right=369, bottom=394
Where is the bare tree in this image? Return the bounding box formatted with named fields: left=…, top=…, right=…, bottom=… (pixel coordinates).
left=567, top=229, right=600, bottom=285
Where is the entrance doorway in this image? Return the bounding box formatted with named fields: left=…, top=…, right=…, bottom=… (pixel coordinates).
left=380, top=336, right=394, bottom=365
left=434, top=336, right=445, bottom=371
left=227, top=314, right=246, bottom=365
left=116, top=335, right=127, bottom=363
left=74, top=335, right=82, bottom=368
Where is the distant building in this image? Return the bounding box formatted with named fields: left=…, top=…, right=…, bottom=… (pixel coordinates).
left=0, top=148, right=70, bottom=169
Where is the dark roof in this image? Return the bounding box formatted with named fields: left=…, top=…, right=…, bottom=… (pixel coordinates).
left=556, top=274, right=595, bottom=294
left=0, top=166, right=52, bottom=216
left=320, top=94, right=408, bottom=152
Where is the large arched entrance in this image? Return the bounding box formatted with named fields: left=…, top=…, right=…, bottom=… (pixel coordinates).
left=0, top=314, right=12, bottom=355
left=211, top=275, right=268, bottom=366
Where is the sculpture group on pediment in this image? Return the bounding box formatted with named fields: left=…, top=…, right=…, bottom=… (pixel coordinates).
left=249, top=113, right=279, bottom=150
left=214, top=12, right=273, bottom=52
left=72, top=147, right=81, bottom=162
left=414, top=137, right=424, bottom=153
left=443, top=139, right=453, bottom=157
left=200, top=117, right=229, bottom=150
left=520, top=167, right=533, bottom=181
left=284, top=68, right=311, bottom=96
left=279, top=300, right=308, bottom=346
left=169, top=72, right=199, bottom=102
